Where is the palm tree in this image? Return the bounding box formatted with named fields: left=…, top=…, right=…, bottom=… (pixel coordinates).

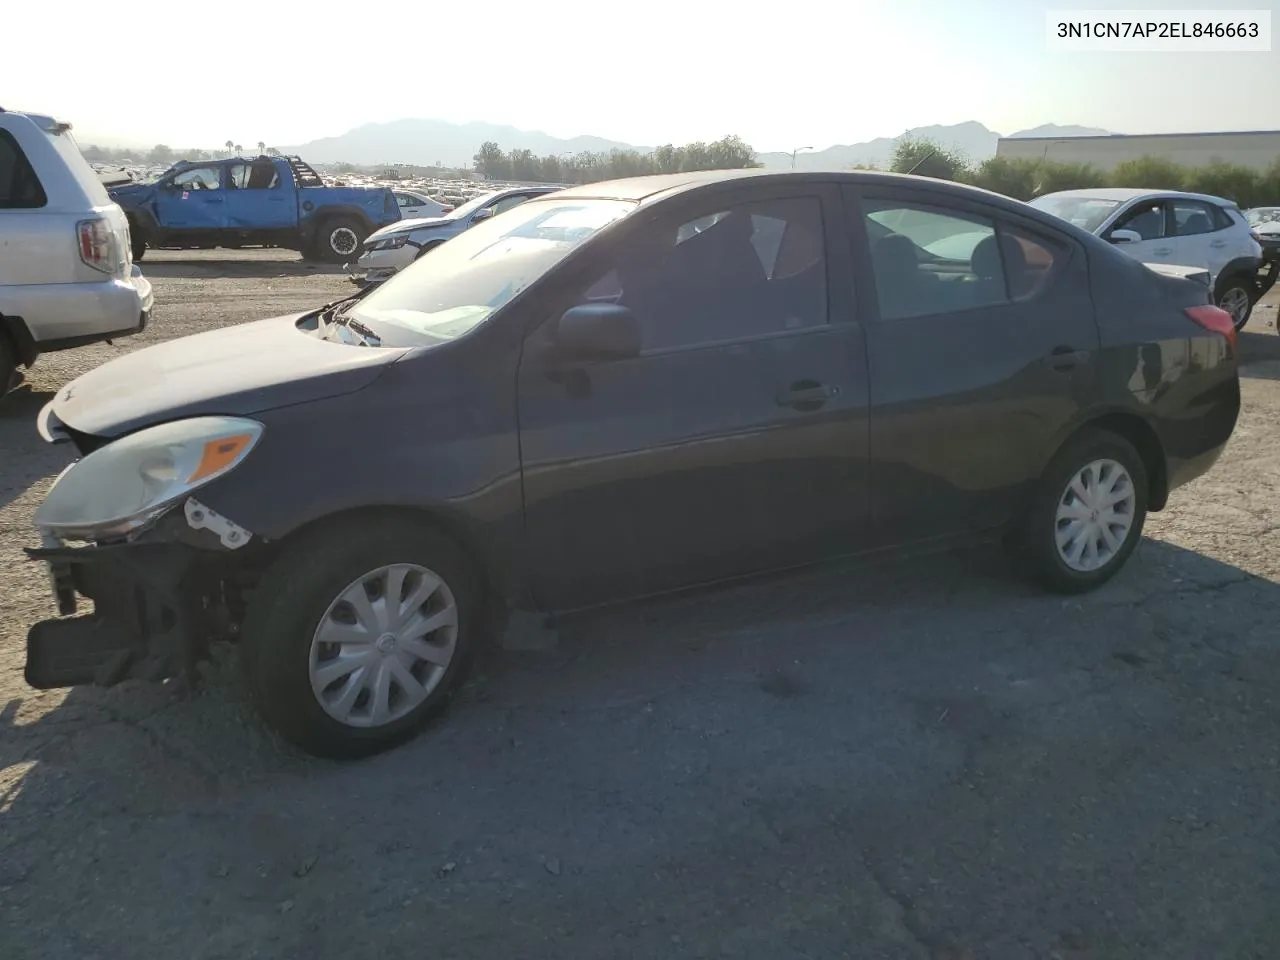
left=234, top=144, right=243, bottom=156
left=224, top=139, right=233, bottom=155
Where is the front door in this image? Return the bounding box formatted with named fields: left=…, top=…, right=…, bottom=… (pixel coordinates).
left=846, top=185, right=1100, bottom=545
left=517, top=184, right=871, bottom=610
left=154, top=164, right=228, bottom=232
left=1103, top=197, right=1177, bottom=266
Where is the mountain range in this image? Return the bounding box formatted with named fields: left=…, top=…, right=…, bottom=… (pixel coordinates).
left=283, top=120, right=1112, bottom=169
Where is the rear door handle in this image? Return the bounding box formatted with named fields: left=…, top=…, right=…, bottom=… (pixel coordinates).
left=1047, top=346, right=1090, bottom=371
left=1210, top=240, right=1227, bottom=248
left=776, top=381, right=840, bottom=409
left=1153, top=247, right=1173, bottom=256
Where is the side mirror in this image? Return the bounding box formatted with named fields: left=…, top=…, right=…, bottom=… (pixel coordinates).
left=1108, top=228, right=1142, bottom=244
left=550, top=303, right=641, bottom=363
left=471, top=208, right=493, bottom=224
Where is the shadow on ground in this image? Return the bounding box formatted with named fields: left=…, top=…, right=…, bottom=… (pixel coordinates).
left=4, top=537, right=1280, bottom=959
left=139, top=258, right=351, bottom=280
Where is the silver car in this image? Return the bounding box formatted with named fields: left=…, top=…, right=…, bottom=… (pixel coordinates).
left=0, top=108, right=153, bottom=395
left=348, top=185, right=561, bottom=285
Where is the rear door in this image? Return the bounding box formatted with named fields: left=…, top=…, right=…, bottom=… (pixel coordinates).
left=517, top=183, right=871, bottom=609
left=844, top=184, right=1099, bottom=545
left=223, top=159, right=294, bottom=230
left=1169, top=197, right=1233, bottom=281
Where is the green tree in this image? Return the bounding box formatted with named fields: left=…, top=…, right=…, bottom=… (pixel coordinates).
left=473, top=141, right=509, bottom=180
left=890, top=136, right=970, bottom=181
left=1109, top=156, right=1186, bottom=191
left=147, top=144, right=174, bottom=164
left=966, top=156, right=1039, bottom=200
left=1182, top=161, right=1260, bottom=207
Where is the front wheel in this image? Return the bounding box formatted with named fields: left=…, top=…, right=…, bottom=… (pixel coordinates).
left=1216, top=276, right=1255, bottom=331
left=1010, top=428, right=1149, bottom=594
left=317, top=217, right=366, bottom=263
left=130, top=228, right=147, bottom=262
left=239, top=516, right=482, bottom=758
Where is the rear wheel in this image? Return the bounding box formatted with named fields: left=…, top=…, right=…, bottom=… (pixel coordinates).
left=239, top=516, right=482, bottom=759
left=317, top=217, right=366, bottom=263
left=1011, top=428, right=1149, bottom=594
left=129, top=224, right=147, bottom=262
left=0, top=333, right=16, bottom=399
left=1216, top=275, right=1255, bottom=330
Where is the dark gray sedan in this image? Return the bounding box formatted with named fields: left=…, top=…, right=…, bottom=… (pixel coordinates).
left=24, top=170, right=1241, bottom=758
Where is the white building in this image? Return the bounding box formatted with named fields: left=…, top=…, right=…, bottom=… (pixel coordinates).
left=996, top=130, right=1280, bottom=172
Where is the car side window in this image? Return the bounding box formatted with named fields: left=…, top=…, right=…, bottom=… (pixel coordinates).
left=0, top=130, right=47, bottom=209
left=863, top=200, right=1007, bottom=320
left=489, top=194, right=530, bottom=216
left=1111, top=201, right=1165, bottom=240
left=999, top=224, right=1064, bottom=300
left=1172, top=200, right=1220, bottom=237
left=396, top=194, right=418, bottom=208
left=170, top=166, right=223, bottom=191
left=573, top=195, right=828, bottom=351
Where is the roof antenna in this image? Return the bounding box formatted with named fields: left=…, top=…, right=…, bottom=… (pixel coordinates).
left=906, top=150, right=936, bottom=176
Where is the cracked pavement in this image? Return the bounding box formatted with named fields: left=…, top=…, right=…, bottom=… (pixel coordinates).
left=2, top=251, right=1279, bottom=959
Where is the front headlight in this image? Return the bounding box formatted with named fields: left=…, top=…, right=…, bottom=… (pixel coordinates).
left=35, top=416, right=264, bottom=539
left=369, top=234, right=410, bottom=252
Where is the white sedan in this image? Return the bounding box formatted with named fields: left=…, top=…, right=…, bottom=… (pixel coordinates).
left=391, top=190, right=453, bottom=220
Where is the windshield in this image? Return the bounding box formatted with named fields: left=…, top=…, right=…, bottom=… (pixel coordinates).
left=348, top=197, right=635, bottom=343
left=445, top=192, right=499, bottom=220
left=1028, top=195, right=1122, bottom=233
left=1246, top=207, right=1280, bottom=226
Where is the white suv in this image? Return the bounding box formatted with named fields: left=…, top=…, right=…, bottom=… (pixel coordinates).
left=0, top=108, right=153, bottom=396
left=1029, top=188, right=1264, bottom=329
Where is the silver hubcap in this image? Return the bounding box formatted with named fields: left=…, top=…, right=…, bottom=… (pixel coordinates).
left=1054, top=458, right=1136, bottom=572
left=1218, top=286, right=1250, bottom=326
left=309, top=563, right=458, bottom=728
left=330, top=226, right=359, bottom=256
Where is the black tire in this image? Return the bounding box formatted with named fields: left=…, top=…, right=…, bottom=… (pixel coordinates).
left=129, top=224, right=147, bottom=262
left=239, top=515, right=483, bottom=759
left=0, top=333, right=15, bottom=399
left=316, top=217, right=366, bottom=263
left=414, top=239, right=443, bottom=261
left=1010, top=428, right=1149, bottom=594
left=1215, top=274, right=1255, bottom=331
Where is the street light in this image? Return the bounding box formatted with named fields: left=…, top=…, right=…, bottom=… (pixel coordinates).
left=790, top=146, right=813, bottom=168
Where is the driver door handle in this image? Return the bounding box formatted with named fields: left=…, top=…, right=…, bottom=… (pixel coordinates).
left=776, top=381, right=840, bottom=409
left=1047, top=346, right=1090, bottom=371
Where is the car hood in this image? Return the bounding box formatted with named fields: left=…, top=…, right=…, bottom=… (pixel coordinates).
left=44, top=312, right=409, bottom=439
left=369, top=215, right=454, bottom=240
left=107, top=182, right=154, bottom=205
left=1256, top=223, right=1280, bottom=237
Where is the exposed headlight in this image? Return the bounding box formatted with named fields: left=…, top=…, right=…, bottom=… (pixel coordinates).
left=368, top=234, right=410, bottom=252
left=35, top=416, right=264, bottom=539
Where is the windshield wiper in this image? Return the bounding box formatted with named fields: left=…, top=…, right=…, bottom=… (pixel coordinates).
left=319, top=301, right=382, bottom=347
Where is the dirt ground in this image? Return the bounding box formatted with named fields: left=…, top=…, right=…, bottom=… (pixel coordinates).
left=2, top=252, right=1280, bottom=959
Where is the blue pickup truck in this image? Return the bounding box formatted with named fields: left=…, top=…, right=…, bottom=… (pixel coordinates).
left=109, top=155, right=401, bottom=262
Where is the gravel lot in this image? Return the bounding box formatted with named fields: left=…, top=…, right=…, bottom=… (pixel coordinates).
left=3, top=252, right=1280, bottom=959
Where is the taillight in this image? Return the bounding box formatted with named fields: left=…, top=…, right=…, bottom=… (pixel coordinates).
left=77, top=219, right=115, bottom=274
left=1185, top=304, right=1236, bottom=350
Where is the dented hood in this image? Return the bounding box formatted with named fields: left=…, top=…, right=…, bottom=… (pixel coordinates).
left=45, top=313, right=408, bottom=439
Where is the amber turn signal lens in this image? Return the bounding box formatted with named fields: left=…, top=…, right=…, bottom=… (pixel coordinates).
left=188, top=434, right=255, bottom=483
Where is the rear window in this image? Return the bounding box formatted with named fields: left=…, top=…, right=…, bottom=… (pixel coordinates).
left=0, top=130, right=48, bottom=209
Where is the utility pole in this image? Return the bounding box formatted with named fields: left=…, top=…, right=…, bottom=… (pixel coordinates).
left=790, top=146, right=813, bottom=169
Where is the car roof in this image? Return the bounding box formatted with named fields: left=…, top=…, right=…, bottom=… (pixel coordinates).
left=542, top=169, right=1097, bottom=237
left=1036, top=186, right=1236, bottom=206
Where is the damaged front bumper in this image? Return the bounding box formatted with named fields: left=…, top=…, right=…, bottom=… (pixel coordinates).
left=24, top=499, right=257, bottom=690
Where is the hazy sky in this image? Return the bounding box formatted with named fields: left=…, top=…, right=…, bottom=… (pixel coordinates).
left=7, top=0, right=1277, bottom=151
